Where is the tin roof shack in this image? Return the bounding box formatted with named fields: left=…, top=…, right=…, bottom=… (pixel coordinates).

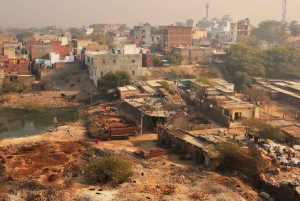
left=280, top=125, right=300, bottom=145
left=157, top=127, right=219, bottom=169
left=117, top=85, right=140, bottom=100
left=123, top=98, right=189, bottom=133
left=204, top=96, right=259, bottom=126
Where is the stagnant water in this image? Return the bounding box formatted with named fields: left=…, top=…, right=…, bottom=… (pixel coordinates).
left=0, top=107, right=79, bottom=139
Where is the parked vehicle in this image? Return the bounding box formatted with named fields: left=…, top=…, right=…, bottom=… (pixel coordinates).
left=100, top=124, right=137, bottom=140
left=162, top=60, right=171, bottom=67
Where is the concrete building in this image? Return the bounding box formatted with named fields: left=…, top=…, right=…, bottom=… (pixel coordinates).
left=174, top=46, right=213, bottom=65
left=117, top=85, right=140, bottom=100
left=237, top=18, right=252, bottom=39
left=192, top=30, right=207, bottom=39
left=72, top=38, right=93, bottom=56
left=186, top=19, right=196, bottom=27
left=83, top=26, right=94, bottom=36
left=30, top=43, right=53, bottom=61
left=113, top=37, right=128, bottom=48
left=134, top=23, right=152, bottom=45
left=123, top=97, right=189, bottom=132
left=85, top=47, right=142, bottom=86
left=161, top=26, right=192, bottom=52
left=205, top=95, right=259, bottom=126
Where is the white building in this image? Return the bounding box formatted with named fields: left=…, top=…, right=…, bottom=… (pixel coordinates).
left=83, top=26, right=94, bottom=36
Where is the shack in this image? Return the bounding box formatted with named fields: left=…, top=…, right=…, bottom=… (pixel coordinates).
left=158, top=126, right=219, bottom=169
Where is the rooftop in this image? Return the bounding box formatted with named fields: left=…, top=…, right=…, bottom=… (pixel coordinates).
left=124, top=97, right=187, bottom=117
left=171, top=129, right=219, bottom=158
left=117, top=85, right=139, bottom=92
left=280, top=125, right=300, bottom=138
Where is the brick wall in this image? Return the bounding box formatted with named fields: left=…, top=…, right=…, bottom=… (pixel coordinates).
left=85, top=43, right=108, bottom=51
left=52, top=41, right=73, bottom=59
left=0, top=60, right=29, bottom=73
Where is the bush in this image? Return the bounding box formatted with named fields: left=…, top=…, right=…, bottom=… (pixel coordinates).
left=159, top=81, right=170, bottom=90
left=85, top=156, right=133, bottom=185
left=169, top=68, right=182, bottom=79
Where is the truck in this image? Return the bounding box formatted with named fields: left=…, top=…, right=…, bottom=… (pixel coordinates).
left=100, top=124, right=137, bottom=141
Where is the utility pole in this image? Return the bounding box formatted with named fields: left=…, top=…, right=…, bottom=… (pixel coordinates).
left=90, top=88, right=92, bottom=105
left=140, top=111, right=143, bottom=135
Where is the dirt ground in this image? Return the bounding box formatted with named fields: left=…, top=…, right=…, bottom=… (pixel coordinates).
left=0, top=118, right=261, bottom=201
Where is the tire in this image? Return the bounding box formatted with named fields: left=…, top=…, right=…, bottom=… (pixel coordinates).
left=125, top=136, right=130, bottom=140
left=107, top=137, right=111, bottom=141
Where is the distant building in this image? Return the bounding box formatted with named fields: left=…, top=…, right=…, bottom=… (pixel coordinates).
left=134, top=23, right=152, bottom=45
left=237, top=18, right=252, bottom=39
left=83, top=26, right=94, bottom=36
left=72, top=38, right=93, bottom=56
left=161, top=26, right=192, bottom=52
left=186, top=19, right=196, bottom=27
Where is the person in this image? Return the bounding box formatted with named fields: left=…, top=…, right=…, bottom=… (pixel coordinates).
left=67, top=128, right=70, bottom=134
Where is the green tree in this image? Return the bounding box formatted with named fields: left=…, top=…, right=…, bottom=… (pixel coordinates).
left=153, top=56, right=162, bottom=67
left=234, top=71, right=252, bottom=91
left=165, top=52, right=183, bottom=65
left=225, top=43, right=265, bottom=76
left=196, top=77, right=216, bottom=100
left=85, top=156, right=133, bottom=185
left=118, top=24, right=129, bottom=32
left=16, top=30, right=33, bottom=42
left=258, top=124, right=281, bottom=140
left=263, top=46, right=300, bottom=79
left=251, top=20, right=286, bottom=46
left=169, top=67, right=182, bottom=79
left=289, top=20, right=300, bottom=36
left=97, top=70, right=132, bottom=88
left=237, top=36, right=262, bottom=48
left=69, top=27, right=84, bottom=39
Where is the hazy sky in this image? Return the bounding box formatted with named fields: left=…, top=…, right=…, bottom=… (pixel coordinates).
left=0, top=0, right=299, bottom=29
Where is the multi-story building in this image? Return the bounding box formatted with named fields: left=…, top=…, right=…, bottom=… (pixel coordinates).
left=134, top=23, right=152, bottom=45
left=161, top=26, right=192, bottom=52
left=72, top=38, right=93, bottom=56
left=85, top=44, right=142, bottom=86
left=237, top=18, right=252, bottom=39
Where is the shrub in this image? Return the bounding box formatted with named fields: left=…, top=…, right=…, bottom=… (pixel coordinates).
left=159, top=81, right=170, bottom=90
left=169, top=68, right=182, bottom=79
left=85, top=156, right=133, bottom=185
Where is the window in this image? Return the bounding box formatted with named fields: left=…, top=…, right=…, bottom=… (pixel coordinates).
left=91, top=58, right=93, bottom=64
left=132, top=71, right=135, bottom=75
left=87, top=57, right=90, bottom=63
left=5, top=65, right=8, bottom=68
left=101, top=72, right=103, bottom=77
left=113, top=60, right=116, bottom=64
left=132, top=59, right=135, bottom=63
left=102, top=60, right=105, bottom=64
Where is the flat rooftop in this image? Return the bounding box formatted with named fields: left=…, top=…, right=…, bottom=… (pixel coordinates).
left=124, top=98, right=187, bottom=117
left=117, top=85, right=139, bottom=92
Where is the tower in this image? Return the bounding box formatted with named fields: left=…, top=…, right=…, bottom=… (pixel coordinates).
left=282, top=0, right=287, bottom=23
left=206, top=3, right=209, bottom=20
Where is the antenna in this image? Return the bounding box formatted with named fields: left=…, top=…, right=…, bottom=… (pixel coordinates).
left=205, top=3, right=209, bottom=20
left=282, top=0, right=287, bottom=23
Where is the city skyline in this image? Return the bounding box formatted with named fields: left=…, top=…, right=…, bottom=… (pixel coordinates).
left=0, top=0, right=299, bottom=29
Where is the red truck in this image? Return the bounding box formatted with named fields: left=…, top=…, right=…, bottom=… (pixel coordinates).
left=100, top=124, right=137, bottom=140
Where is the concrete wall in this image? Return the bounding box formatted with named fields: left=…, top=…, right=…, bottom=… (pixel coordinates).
left=175, top=47, right=213, bottom=65
left=92, top=53, right=142, bottom=80
left=30, top=44, right=53, bottom=61
left=0, top=69, right=4, bottom=87
left=228, top=107, right=259, bottom=120
left=119, top=90, right=140, bottom=100
left=276, top=92, right=300, bottom=108
left=3, top=46, right=16, bottom=58
left=113, top=37, right=127, bottom=48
